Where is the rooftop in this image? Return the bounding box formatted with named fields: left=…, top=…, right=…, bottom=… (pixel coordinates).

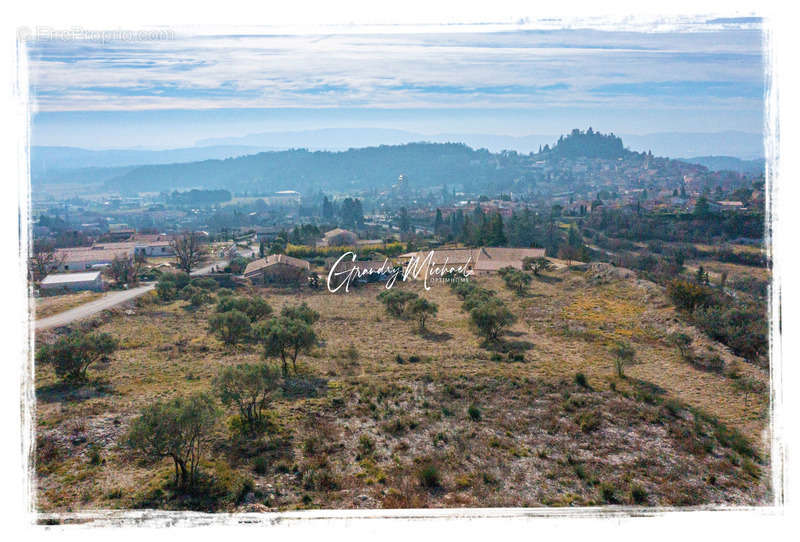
left=41, top=271, right=102, bottom=285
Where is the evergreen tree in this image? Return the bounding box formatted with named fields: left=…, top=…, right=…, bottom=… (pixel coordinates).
left=487, top=212, right=507, bottom=246
left=434, top=208, right=444, bottom=236
left=321, top=196, right=334, bottom=221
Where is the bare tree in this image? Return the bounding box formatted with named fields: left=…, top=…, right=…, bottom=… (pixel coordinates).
left=171, top=232, right=206, bottom=273
left=30, top=241, right=65, bottom=281
left=108, top=254, right=143, bottom=286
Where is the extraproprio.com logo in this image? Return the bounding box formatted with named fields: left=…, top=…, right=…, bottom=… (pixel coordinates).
left=17, top=26, right=174, bottom=43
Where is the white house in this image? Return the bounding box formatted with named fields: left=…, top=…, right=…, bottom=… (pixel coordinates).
left=40, top=271, right=104, bottom=292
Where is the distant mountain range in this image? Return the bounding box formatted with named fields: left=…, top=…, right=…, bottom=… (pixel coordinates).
left=32, top=128, right=764, bottom=178
left=30, top=145, right=275, bottom=180
left=96, top=131, right=735, bottom=196
left=31, top=128, right=765, bottom=191
left=679, top=156, right=765, bottom=175
left=195, top=128, right=765, bottom=160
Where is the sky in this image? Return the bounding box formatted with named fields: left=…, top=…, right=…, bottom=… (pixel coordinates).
left=24, top=18, right=767, bottom=149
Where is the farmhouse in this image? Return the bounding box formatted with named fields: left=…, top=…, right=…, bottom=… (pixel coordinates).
left=243, top=254, right=311, bottom=284
left=40, top=271, right=104, bottom=292
left=132, top=234, right=175, bottom=256
left=54, top=244, right=135, bottom=272
left=319, top=228, right=358, bottom=247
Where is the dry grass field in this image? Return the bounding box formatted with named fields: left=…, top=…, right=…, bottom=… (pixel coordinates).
left=35, top=291, right=104, bottom=320
left=33, top=263, right=771, bottom=513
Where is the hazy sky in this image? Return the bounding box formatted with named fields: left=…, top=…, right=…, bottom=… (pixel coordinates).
left=26, top=18, right=766, bottom=149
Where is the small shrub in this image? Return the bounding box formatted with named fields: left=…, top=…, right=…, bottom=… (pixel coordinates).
left=87, top=445, right=102, bottom=466
left=600, top=482, right=619, bottom=504
left=508, top=352, right=525, bottom=362
left=357, top=434, right=375, bottom=458
left=611, top=341, right=635, bottom=378
left=36, top=330, right=119, bottom=383
left=468, top=404, right=482, bottom=421
left=303, top=436, right=320, bottom=456
left=576, top=411, right=601, bottom=433
left=418, top=464, right=441, bottom=489
left=631, top=484, right=648, bottom=504
left=574, top=372, right=588, bottom=388
left=253, top=456, right=268, bottom=475
left=208, top=309, right=251, bottom=346
left=343, top=343, right=360, bottom=362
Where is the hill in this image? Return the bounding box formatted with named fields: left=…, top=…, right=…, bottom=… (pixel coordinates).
left=680, top=156, right=766, bottom=176
left=104, top=142, right=505, bottom=194
left=33, top=264, right=770, bottom=512
left=101, top=131, right=717, bottom=195
left=31, top=144, right=275, bottom=183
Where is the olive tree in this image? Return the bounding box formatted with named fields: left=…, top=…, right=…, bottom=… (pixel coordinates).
left=501, top=268, right=532, bottom=296
left=470, top=299, right=517, bottom=342
left=377, top=290, right=418, bottom=318
left=216, top=296, right=272, bottom=323
left=611, top=341, right=636, bottom=378
left=256, top=316, right=316, bottom=376
left=668, top=332, right=693, bottom=361
left=406, top=298, right=438, bottom=331
left=523, top=256, right=553, bottom=276
left=208, top=309, right=251, bottom=346
left=280, top=302, right=320, bottom=325
left=36, top=331, right=118, bottom=383
left=127, top=393, right=219, bottom=490
left=212, top=363, right=281, bottom=434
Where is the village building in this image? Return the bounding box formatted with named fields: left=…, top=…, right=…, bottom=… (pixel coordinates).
left=54, top=243, right=136, bottom=272
left=40, top=271, right=104, bottom=292
left=712, top=200, right=746, bottom=212
left=243, top=254, right=311, bottom=284
left=54, top=237, right=179, bottom=271
left=319, top=228, right=358, bottom=247
left=130, top=233, right=175, bottom=256
left=107, top=224, right=136, bottom=241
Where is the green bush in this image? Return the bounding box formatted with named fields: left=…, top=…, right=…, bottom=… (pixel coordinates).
left=599, top=482, right=619, bottom=504
left=418, top=464, right=441, bottom=489
left=212, top=363, right=281, bottom=435
left=280, top=302, right=320, bottom=325
left=217, top=296, right=272, bottom=323
left=468, top=404, right=482, bottom=421
left=36, top=330, right=118, bottom=383
left=127, top=393, right=220, bottom=490
left=208, top=309, right=251, bottom=346
left=357, top=435, right=375, bottom=458
left=667, top=279, right=712, bottom=312
left=611, top=341, right=635, bottom=378
left=576, top=410, right=601, bottom=433
left=631, top=484, right=648, bottom=504
left=253, top=456, right=268, bottom=475
left=470, top=299, right=517, bottom=342
left=377, top=290, right=418, bottom=318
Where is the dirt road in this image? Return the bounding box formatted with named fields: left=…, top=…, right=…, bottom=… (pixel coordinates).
left=35, top=260, right=226, bottom=330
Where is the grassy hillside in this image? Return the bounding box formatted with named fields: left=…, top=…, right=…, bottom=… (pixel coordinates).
left=33, top=264, right=771, bottom=513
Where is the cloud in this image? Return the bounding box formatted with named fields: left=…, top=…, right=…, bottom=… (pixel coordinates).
left=24, top=21, right=765, bottom=122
